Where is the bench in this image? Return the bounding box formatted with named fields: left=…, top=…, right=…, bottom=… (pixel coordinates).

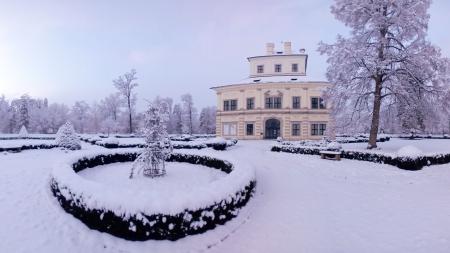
left=319, top=150, right=342, bottom=161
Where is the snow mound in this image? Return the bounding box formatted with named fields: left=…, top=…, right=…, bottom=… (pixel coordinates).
left=99, top=137, right=119, bottom=145
left=326, top=141, right=342, bottom=151
left=397, top=145, right=423, bottom=157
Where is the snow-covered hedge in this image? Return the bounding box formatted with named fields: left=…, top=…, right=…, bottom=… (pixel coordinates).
left=398, top=134, right=450, bottom=140
left=96, top=137, right=120, bottom=148
left=50, top=150, right=256, bottom=241
left=0, top=143, right=58, bottom=153
left=271, top=145, right=450, bottom=171
left=81, top=137, right=237, bottom=151
left=0, top=134, right=55, bottom=140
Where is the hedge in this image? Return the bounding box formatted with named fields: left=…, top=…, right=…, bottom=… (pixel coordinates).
left=0, top=144, right=58, bottom=153
left=50, top=152, right=255, bottom=241
left=271, top=145, right=450, bottom=171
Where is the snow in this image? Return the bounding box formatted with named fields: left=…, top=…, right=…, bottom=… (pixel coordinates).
left=214, top=75, right=328, bottom=87
left=79, top=162, right=226, bottom=192
left=50, top=148, right=255, bottom=216
left=397, top=145, right=423, bottom=158
left=341, top=138, right=450, bottom=155
left=0, top=139, right=56, bottom=148
left=2, top=140, right=450, bottom=252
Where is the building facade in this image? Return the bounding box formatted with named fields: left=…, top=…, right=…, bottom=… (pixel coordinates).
left=212, top=42, right=330, bottom=140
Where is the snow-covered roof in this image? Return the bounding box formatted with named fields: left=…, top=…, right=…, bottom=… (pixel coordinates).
left=212, top=75, right=329, bottom=89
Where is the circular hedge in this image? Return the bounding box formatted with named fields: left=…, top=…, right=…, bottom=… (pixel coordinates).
left=50, top=150, right=256, bottom=241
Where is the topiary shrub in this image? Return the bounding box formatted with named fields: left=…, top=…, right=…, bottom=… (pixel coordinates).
left=56, top=121, right=81, bottom=150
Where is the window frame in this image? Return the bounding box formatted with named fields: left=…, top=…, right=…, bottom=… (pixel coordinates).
left=311, top=123, right=327, bottom=136
left=292, top=96, right=301, bottom=109
left=311, top=97, right=326, bottom=109
left=274, top=64, right=282, bottom=73
left=292, top=63, right=298, bottom=72
left=223, top=99, right=238, bottom=111
left=265, top=96, right=282, bottom=109
left=246, top=97, right=255, bottom=110
left=292, top=122, right=301, bottom=136
left=246, top=123, right=254, bottom=136
left=223, top=122, right=237, bottom=136
left=257, top=65, right=264, bottom=74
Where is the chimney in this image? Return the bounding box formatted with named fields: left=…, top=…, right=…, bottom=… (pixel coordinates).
left=266, top=42, right=274, bottom=55
left=284, top=41, right=292, bottom=54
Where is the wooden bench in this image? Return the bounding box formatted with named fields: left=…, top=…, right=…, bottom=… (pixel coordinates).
left=319, top=150, right=342, bottom=161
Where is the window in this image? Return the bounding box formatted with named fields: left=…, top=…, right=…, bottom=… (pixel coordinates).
left=246, top=123, right=254, bottom=135
left=257, top=65, right=264, bottom=73
left=311, top=97, right=326, bottom=109
left=265, top=96, right=282, bottom=109
left=223, top=123, right=237, bottom=136
left=292, top=63, right=298, bottom=72
left=223, top=99, right=237, bottom=111
left=246, top=98, right=255, bottom=110
left=311, top=123, right=327, bottom=136
left=275, top=64, right=282, bottom=72
left=292, top=123, right=301, bottom=136
left=292, top=96, right=301, bottom=109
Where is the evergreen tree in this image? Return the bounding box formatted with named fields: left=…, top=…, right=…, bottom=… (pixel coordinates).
left=55, top=121, right=81, bottom=150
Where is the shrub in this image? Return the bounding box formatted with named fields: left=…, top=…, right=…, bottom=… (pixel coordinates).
left=56, top=122, right=81, bottom=150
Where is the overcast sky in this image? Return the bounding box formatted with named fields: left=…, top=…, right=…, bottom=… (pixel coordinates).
left=1, top=0, right=449, bottom=109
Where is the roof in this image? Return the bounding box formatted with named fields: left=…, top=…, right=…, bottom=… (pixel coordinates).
left=211, top=75, right=329, bottom=90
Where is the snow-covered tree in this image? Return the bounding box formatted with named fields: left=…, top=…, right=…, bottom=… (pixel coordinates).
left=319, top=0, right=450, bottom=148
left=199, top=106, right=216, bottom=134
left=70, top=101, right=90, bottom=133
left=130, top=103, right=171, bottom=179
left=100, top=93, right=121, bottom=122
left=18, top=125, right=28, bottom=138
left=170, top=103, right=183, bottom=134
left=153, top=96, right=173, bottom=133
left=55, top=121, right=81, bottom=150
left=114, top=69, right=138, bottom=134
left=0, top=95, right=12, bottom=133
left=47, top=103, right=70, bottom=134
left=181, top=93, right=197, bottom=134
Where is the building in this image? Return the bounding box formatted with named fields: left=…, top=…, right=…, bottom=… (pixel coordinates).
left=211, top=42, right=330, bottom=140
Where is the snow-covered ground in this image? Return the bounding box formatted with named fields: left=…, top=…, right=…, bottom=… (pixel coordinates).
left=1, top=140, right=450, bottom=252
left=79, top=161, right=226, bottom=197
left=341, top=138, right=450, bottom=154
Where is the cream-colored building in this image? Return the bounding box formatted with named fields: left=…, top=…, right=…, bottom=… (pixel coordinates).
left=211, top=42, right=330, bottom=140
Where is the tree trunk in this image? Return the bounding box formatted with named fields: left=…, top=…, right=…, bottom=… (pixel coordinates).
left=128, top=98, right=132, bottom=134
left=368, top=77, right=383, bottom=149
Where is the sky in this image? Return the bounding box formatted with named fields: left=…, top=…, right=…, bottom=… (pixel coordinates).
left=0, top=0, right=449, bottom=110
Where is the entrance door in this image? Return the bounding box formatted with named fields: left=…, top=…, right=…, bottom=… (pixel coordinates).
left=265, top=118, right=281, bottom=139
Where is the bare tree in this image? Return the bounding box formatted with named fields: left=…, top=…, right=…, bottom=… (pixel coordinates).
left=319, top=0, right=450, bottom=148
left=181, top=93, right=197, bottom=134
left=113, top=69, right=138, bottom=134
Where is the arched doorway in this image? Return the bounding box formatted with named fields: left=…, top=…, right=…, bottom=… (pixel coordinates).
left=265, top=118, right=281, bottom=139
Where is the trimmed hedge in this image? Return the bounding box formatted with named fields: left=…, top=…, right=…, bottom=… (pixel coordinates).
left=0, top=136, right=55, bottom=140
left=0, top=144, right=58, bottom=153
left=271, top=145, right=450, bottom=171
left=50, top=152, right=255, bottom=241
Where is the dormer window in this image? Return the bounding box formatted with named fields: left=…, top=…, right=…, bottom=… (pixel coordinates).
left=292, top=63, right=298, bottom=72
left=257, top=65, right=264, bottom=73
left=275, top=64, right=282, bottom=73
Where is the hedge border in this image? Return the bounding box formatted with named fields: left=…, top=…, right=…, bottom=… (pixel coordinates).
left=271, top=145, right=450, bottom=171
left=50, top=152, right=255, bottom=241
left=80, top=137, right=237, bottom=151
left=0, top=144, right=58, bottom=153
